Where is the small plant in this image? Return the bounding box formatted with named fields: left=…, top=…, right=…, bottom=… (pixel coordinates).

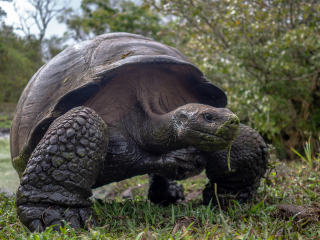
left=291, top=136, right=320, bottom=168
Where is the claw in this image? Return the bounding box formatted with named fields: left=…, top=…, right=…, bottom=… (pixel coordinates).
left=79, top=208, right=97, bottom=230
left=29, top=220, right=45, bottom=232
left=17, top=204, right=96, bottom=232
left=64, top=208, right=81, bottom=229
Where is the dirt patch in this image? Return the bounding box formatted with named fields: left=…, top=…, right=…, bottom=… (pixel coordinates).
left=173, top=216, right=199, bottom=232
left=273, top=203, right=320, bottom=224
left=184, top=189, right=202, bottom=202
left=120, top=183, right=148, bottom=199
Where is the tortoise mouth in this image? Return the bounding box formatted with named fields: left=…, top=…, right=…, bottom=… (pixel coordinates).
left=190, top=129, right=235, bottom=142
left=187, top=129, right=234, bottom=152
left=185, top=129, right=235, bottom=152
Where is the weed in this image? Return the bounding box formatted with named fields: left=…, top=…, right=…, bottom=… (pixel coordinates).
left=291, top=136, right=320, bottom=168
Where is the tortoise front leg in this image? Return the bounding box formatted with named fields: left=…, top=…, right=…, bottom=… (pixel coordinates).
left=203, top=124, right=268, bottom=205
left=16, top=107, right=108, bottom=232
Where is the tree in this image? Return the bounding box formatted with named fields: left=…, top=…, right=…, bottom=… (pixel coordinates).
left=0, top=23, right=39, bottom=103
left=0, top=0, right=39, bottom=103
left=0, top=0, right=12, bottom=20
left=146, top=0, right=320, bottom=158
left=14, top=0, right=70, bottom=67
left=42, top=33, right=69, bottom=61
left=59, top=0, right=167, bottom=43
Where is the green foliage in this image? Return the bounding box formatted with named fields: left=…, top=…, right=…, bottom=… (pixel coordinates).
left=147, top=0, right=320, bottom=158
left=0, top=24, right=39, bottom=103
left=0, top=1, right=69, bottom=104
left=59, top=0, right=167, bottom=43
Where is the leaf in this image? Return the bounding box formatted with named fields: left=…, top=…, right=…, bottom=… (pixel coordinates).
left=122, top=51, right=132, bottom=59
left=135, top=231, right=145, bottom=240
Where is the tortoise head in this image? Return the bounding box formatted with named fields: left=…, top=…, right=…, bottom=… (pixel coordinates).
left=172, top=104, right=240, bottom=151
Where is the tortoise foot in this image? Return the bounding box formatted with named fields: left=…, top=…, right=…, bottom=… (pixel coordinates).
left=148, top=174, right=185, bottom=206
left=18, top=203, right=96, bottom=232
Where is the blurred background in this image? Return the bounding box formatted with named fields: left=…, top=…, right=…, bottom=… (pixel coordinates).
left=0, top=0, right=319, bottom=191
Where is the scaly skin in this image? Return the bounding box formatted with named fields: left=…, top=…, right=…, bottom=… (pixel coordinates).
left=16, top=107, right=108, bottom=231
left=203, top=124, right=268, bottom=205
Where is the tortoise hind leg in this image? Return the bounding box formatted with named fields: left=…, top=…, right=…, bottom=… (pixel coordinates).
left=148, top=174, right=185, bottom=206
left=16, top=106, right=108, bottom=232
left=203, top=124, right=268, bottom=205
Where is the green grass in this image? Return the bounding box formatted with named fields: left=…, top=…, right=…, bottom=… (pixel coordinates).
left=2, top=154, right=320, bottom=239
left=0, top=139, right=20, bottom=192
left=291, top=136, right=320, bottom=168
left=0, top=102, right=15, bottom=129
left=0, top=115, right=12, bottom=129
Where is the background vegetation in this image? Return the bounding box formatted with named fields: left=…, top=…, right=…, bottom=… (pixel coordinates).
left=1, top=0, right=319, bottom=158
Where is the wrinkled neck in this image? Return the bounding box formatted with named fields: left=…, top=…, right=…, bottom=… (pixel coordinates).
left=138, top=110, right=184, bottom=153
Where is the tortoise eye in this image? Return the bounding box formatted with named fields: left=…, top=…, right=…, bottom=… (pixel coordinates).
left=203, top=114, right=214, bottom=123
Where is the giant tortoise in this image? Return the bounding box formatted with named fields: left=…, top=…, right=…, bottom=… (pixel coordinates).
left=10, top=32, right=268, bottom=231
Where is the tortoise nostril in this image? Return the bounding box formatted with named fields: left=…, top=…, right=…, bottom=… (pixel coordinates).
left=228, top=116, right=240, bottom=127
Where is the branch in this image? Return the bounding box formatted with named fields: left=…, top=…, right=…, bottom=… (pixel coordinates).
left=13, top=2, right=33, bottom=37
left=280, top=69, right=320, bottom=81
left=244, top=65, right=265, bottom=85
left=24, top=0, right=70, bottom=43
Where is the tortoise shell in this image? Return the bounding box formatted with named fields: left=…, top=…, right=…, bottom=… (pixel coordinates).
left=10, top=32, right=227, bottom=176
